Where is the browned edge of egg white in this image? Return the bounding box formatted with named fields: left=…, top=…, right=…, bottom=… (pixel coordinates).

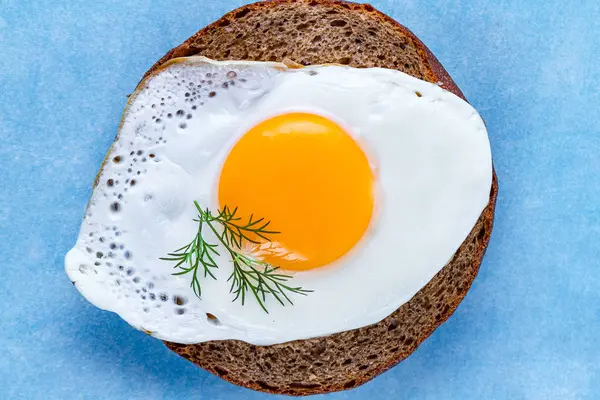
left=88, top=0, right=498, bottom=396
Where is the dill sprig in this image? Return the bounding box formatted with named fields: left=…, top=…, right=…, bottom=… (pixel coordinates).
left=159, top=218, right=219, bottom=298
left=201, top=203, right=279, bottom=248
left=228, top=252, right=311, bottom=313
left=161, top=201, right=311, bottom=312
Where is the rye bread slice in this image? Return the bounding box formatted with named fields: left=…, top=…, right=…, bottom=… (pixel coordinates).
left=142, top=0, right=498, bottom=395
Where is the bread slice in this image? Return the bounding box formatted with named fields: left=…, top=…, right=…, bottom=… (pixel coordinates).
left=143, top=0, right=498, bottom=395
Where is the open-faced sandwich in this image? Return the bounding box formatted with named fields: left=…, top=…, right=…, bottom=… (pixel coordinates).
left=66, top=0, right=497, bottom=395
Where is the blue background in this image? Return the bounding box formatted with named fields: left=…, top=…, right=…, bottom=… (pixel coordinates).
left=1, top=0, right=599, bottom=399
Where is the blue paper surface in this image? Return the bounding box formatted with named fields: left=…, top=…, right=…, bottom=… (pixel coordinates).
left=1, top=0, right=599, bottom=399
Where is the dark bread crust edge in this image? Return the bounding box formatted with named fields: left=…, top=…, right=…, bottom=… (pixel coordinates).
left=138, top=0, right=498, bottom=395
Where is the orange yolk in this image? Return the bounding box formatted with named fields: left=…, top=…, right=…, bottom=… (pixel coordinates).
left=218, top=112, right=374, bottom=271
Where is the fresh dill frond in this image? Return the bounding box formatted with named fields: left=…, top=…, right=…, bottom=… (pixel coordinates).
left=198, top=203, right=279, bottom=248
left=161, top=201, right=311, bottom=312
left=159, top=219, right=219, bottom=298
left=227, top=252, right=312, bottom=313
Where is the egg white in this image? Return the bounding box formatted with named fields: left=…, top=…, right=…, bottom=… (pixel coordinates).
left=65, top=57, right=492, bottom=345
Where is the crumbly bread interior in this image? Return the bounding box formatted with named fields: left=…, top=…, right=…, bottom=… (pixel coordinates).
left=140, top=0, right=498, bottom=395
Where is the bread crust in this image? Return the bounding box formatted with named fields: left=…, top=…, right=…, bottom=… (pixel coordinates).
left=139, top=0, right=499, bottom=395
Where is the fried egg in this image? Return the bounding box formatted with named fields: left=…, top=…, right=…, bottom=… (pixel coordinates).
left=65, top=57, right=492, bottom=345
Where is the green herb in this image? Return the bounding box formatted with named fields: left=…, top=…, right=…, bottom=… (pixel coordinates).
left=161, top=201, right=311, bottom=312
left=159, top=218, right=219, bottom=298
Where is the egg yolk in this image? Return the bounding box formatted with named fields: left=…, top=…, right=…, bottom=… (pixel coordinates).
left=218, top=112, right=374, bottom=271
